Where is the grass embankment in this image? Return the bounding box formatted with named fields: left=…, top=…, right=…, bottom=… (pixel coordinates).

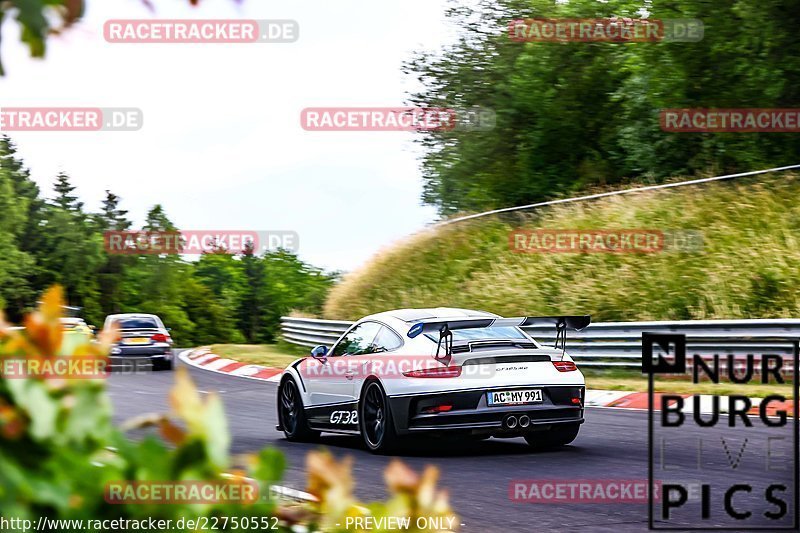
left=324, top=174, right=800, bottom=322
left=209, top=342, right=306, bottom=369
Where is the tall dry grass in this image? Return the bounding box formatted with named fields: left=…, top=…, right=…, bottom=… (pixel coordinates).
left=324, top=174, right=800, bottom=321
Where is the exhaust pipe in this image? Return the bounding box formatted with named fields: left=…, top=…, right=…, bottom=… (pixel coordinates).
left=505, top=415, right=518, bottom=429
left=518, top=415, right=530, bottom=428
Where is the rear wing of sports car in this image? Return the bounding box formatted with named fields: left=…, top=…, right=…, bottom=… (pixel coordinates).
left=406, top=315, right=591, bottom=358
left=406, top=315, right=591, bottom=337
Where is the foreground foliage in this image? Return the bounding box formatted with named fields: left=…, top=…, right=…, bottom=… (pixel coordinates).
left=0, top=287, right=458, bottom=532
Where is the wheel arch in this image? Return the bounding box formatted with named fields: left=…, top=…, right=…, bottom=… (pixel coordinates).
left=275, top=373, right=295, bottom=431
left=358, top=376, right=407, bottom=436
left=358, top=374, right=384, bottom=399
left=276, top=369, right=308, bottom=430
left=280, top=364, right=311, bottom=400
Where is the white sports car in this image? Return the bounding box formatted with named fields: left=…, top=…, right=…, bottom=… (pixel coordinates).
left=276, top=308, right=589, bottom=453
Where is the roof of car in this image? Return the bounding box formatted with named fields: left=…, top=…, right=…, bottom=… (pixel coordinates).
left=60, top=317, right=86, bottom=324
left=105, top=313, right=160, bottom=320
left=363, top=307, right=499, bottom=324
left=60, top=318, right=88, bottom=328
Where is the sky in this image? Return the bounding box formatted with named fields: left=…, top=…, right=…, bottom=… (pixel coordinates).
left=0, top=0, right=459, bottom=272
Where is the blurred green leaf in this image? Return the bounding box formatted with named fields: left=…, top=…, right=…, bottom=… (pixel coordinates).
left=6, top=379, right=57, bottom=440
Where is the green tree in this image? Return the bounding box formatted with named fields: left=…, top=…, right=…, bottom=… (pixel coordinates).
left=96, top=190, right=131, bottom=232
left=38, top=173, right=104, bottom=323
left=0, top=136, right=40, bottom=318
left=238, top=241, right=267, bottom=343
left=120, top=205, right=194, bottom=345
left=407, top=0, right=800, bottom=215
left=0, top=169, right=34, bottom=317
left=262, top=250, right=337, bottom=337
left=195, top=250, right=245, bottom=315
left=94, top=190, right=132, bottom=316
left=0, top=134, right=335, bottom=344
left=52, top=171, right=82, bottom=210
left=182, top=276, right=243, bottom=345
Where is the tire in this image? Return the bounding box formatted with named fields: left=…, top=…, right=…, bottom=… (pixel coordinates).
left=524, top=423, right=580, bottom=450
left=359, top=380, right=399, bottom=454
left=278, top=379, right=320, bottom=442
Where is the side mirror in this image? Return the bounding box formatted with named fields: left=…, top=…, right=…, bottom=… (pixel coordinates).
left=310, top=345, right=328, bottom=358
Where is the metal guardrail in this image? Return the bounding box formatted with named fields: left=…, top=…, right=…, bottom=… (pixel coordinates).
left=280, top=317, right=799, bottom=370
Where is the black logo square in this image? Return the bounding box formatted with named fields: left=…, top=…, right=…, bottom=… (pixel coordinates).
left=642, top=332, right=686, bottom=374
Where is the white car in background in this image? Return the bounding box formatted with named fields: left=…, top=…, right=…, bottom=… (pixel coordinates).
left=276, top=308, right=589, bottom=453
left=60, top=317, right=93, bottom=335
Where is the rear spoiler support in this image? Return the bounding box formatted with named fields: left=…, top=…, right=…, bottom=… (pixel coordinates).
left=520, top=316, right=591, bottom=355
left=553, top=319, right=571, bottom=354
left=434, top=324, right=453, bottom=360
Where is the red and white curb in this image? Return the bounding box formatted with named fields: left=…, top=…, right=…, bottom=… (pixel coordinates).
left=179, top=349, right=794, bottom=415
left=179, top=348, right=284, bottom=382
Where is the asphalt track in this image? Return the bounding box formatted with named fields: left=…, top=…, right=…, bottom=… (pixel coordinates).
left=107, top=353, right=797, bottom=533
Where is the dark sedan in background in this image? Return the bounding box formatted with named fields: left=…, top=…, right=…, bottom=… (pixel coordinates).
left=104, top=313, right=174, bottom=370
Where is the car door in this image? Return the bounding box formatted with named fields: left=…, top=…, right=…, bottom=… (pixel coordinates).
left=348, top=324, right=405, bottom=395
left=305, top=321, right=382, bottom=408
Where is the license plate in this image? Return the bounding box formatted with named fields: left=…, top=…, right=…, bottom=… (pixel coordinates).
left=487, top=389, right=543, bottom=406
left=124, top=337, right=150, bottom=345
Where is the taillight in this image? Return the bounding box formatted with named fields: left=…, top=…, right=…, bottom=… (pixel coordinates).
left=151, top=333, right=171, bottom=343
left=403, top=366, right=462, bottom=378
left=553, top=361, right=577, bottom=372
left=422, top=404, right=453, bottom=414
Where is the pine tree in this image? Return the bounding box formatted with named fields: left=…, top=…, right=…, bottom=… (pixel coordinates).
left=143, top=204, right=177, bottom=232
left=97, top=190, right=131, bottom=231
left=0, top=136, right=40, bottom=209
left=42, top=173, right=103, bottom=323
left=238, top=240, right=267, bottom=343
left=53, top=172, right=83, bottom=212
left=95, top=190, right=132, bottom=315
left=0, top=136, right=37, bottom=319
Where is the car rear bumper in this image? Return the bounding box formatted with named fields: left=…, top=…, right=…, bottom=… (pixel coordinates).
left=108, top=352, right=173, bottom=373
left=111, top=345, right=172, bottom=357
left=109, top=345, right=172, bottom=370
left=388, top=385, right=584, bottom=436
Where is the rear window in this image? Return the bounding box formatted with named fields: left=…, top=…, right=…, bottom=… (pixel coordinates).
left=426, top=326, right=528, bottom=342
left=115, top=318, right=159, bottom=330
